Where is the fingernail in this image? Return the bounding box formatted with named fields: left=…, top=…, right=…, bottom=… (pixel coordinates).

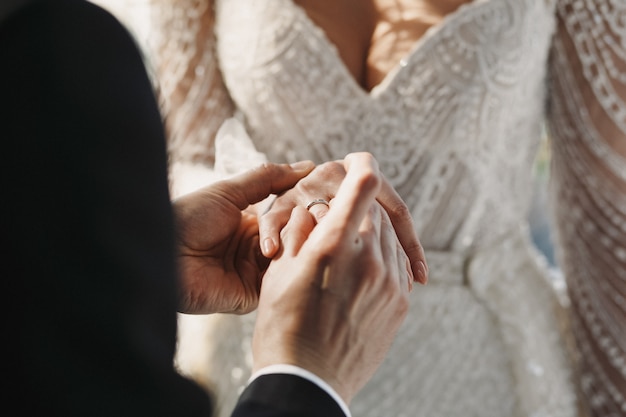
left=290, top=160, right=315, bottom=172
left=415, top=260, right=428, bottom=285
left=406, top=257, right=414, bottom=281
left=262, top=238, right=275, bottom=256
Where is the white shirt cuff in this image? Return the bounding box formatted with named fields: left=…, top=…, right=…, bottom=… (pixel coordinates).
left=248, top=364, right=352, bottom=417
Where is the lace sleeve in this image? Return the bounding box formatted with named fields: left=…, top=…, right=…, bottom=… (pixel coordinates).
left=148, top=0, right=236, bottom=197
left=547, top=1, right=626, bottom=415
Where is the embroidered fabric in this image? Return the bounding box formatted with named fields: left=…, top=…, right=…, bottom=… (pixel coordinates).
left=547, top=1, right=626, bottom=415
left=92, top=0, right=626, bottom=416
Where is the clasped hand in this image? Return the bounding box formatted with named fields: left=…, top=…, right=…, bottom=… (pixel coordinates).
left=174, top=153, right=427, bottom=315
left=173, top=152, right=426, bottom=403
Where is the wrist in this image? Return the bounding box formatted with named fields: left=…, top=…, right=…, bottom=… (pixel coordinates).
left=252, top=341, right=353, bottom=404
left=250, top=364, right=352, bottom=416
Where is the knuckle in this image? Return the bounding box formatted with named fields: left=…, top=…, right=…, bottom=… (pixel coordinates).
left=253, top=161, right=276, bottom=176
left=396, top=292, right=410, bottom=317
left=295, top=179, right=316, bottom=195
left=347, top=151, right=375, bottom=162
left=308, top=161, right=346, bottom=183
left=293, top=165, right=340, bottom=196
left=248, top=162, right=281, bottom=190
left=370, top=262, right=387, bottom=284
left=259, top=208, right=281, bottom=225
left=353, top=167, right=381, bottom=194
left=387, top=201, right=412, bottom=224
left=360, top=252, right=386, bottom=283
left=383, top=276, right=409, bottom=316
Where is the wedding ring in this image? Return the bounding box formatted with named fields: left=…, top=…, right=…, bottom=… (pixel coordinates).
left=305, top=198, right=330, bottom=211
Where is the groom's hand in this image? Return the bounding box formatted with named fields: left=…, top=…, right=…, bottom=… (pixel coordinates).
left=253, top=153, right=412, bottom=403
left=173, top=161, right=315, bottom=314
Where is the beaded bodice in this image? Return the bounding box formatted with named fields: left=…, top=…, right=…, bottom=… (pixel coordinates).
left=93, top=0, right=626, bottom=415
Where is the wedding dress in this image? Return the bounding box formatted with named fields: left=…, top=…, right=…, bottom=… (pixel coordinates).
left=94, top=0, right=626, bottom=415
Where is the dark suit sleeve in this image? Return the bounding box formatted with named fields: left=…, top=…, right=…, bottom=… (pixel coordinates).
left=232, top=374, right=347, bottom=417
left=1, top=1, right=211, bottom=415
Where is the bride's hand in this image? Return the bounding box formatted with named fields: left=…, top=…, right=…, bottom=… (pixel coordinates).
left=258, top=155, right=429, bottom=284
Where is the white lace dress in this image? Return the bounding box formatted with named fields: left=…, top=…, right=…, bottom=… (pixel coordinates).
left=94, top=0, right=626, bottom=416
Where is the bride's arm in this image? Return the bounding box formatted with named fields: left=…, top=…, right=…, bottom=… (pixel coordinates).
left=149, top=0, right=236, bottom=198
left=546, top=1, right=626, bottom=415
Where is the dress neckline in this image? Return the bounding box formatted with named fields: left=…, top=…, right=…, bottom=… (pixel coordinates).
left=287, top=0, right=492, bottom=99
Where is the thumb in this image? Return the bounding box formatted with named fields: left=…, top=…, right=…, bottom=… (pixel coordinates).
left=217, top=161, right=315, bottom=210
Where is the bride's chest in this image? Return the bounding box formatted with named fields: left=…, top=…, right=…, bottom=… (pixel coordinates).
left=214, top=0, right=556, bottom=99
left=289, top=0, right=475, bottom=91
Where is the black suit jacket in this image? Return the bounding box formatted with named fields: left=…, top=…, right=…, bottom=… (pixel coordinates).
left=1, top=1, right=345, bottom=416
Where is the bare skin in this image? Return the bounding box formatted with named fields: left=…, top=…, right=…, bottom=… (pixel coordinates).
left=294, top=0, right=473, bottom=91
